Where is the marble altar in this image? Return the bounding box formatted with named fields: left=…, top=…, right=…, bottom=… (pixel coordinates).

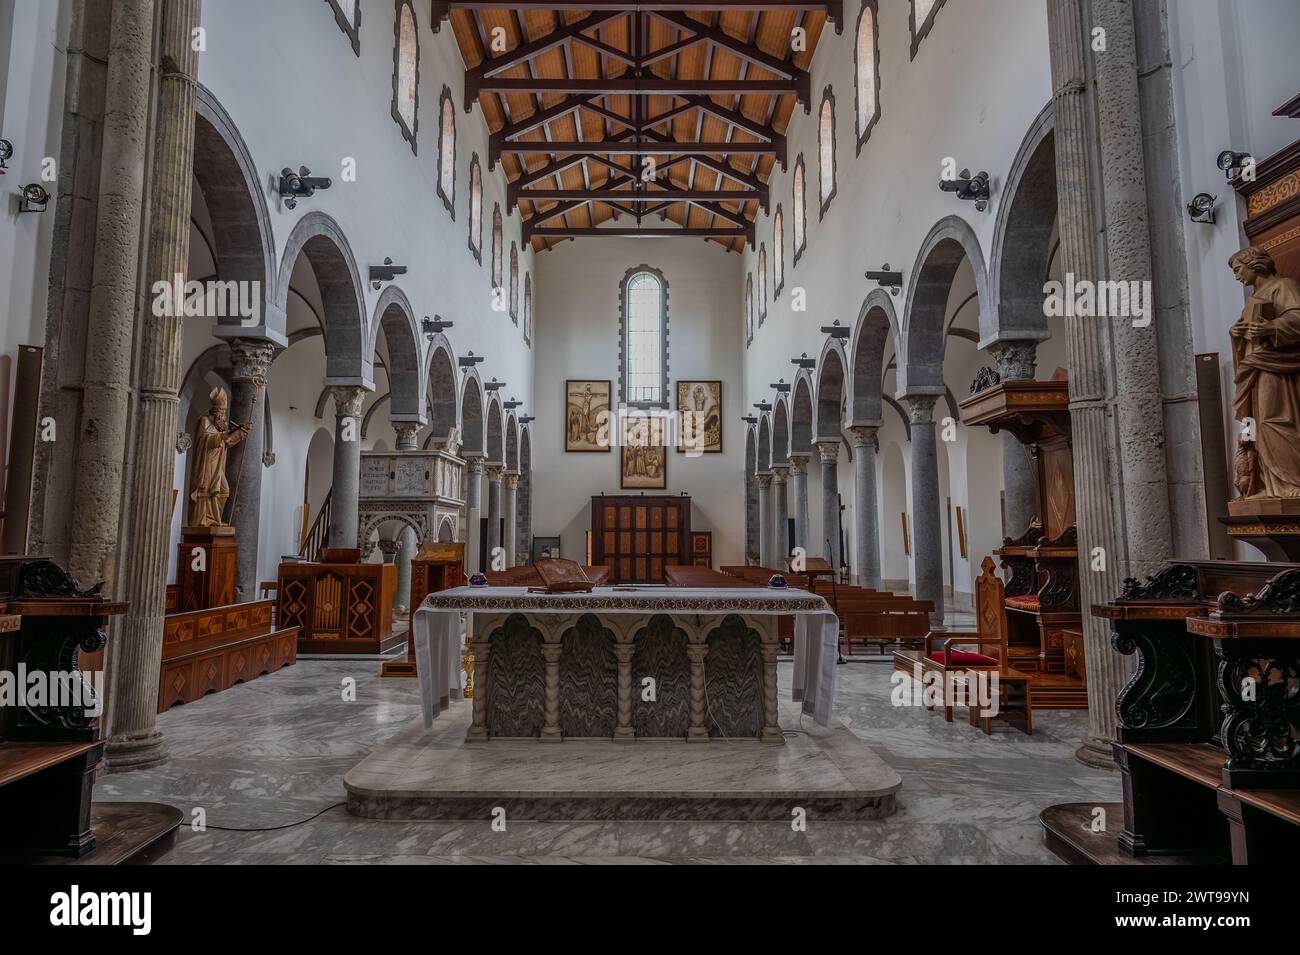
left=410, top=586, right=839, bottom=742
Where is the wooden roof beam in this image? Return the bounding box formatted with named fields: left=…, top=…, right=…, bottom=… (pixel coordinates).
left=523, top=224, right=756, bottom=241
left=499, top=140, right=778, bottom=156
left=477, top=77, right=804, bottom=100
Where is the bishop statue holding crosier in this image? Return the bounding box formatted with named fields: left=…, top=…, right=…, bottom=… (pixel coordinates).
left=188, top=386, right=249, bottom=528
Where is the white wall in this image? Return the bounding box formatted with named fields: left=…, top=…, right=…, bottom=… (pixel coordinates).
left=533, top=238, right=745, bottom=567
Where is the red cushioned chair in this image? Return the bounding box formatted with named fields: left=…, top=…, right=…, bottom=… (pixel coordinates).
left=918, top=557, right=1008, bottom=722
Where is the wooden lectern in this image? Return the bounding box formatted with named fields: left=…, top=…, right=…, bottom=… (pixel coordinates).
left=382, top=540, right=465, bottom=677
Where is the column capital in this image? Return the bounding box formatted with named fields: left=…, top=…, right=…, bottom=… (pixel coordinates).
left=903, top=394, right=938, bottom=425
left=486, top=465, right=504, bottom=482
left=504, top=472, right=520, bottom=490
left=770, top=464, right=788, bottom=485
left=987, top=340, right=1038, bottom=381
left=848, top=425, right=879, bottom=450
left=393, top=420, right=420, bottom=451
left=815, top=440, right=839, bottom=464
left=228, top=338, right=276, bottom=388
left=788, top=452, right=809, bottom=474
left=330, top=385, right=367, bottom=418
left=465, top=454, right=485, bottom=474
left=376, top=538, right=399, bottom=561
left=755, top=472, right=773, bottom=489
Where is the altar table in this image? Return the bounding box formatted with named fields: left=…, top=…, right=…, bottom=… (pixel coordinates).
left=411, top=586, right=838, bottom=741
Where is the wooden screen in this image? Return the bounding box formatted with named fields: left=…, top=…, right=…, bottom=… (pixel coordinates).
left=591, top=495, right=690, bottom=584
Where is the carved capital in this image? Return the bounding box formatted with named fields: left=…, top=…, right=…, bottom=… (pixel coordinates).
left=261, top=450, right=276, bottom=468
left=770, top=465, right=788, bottom=486
left=376, top=538, right=400, bottom=561
left=228, top=338, right=276, bottom=388
left=504, top=472, right=520, bottom=490
left=903, top=394, right=938, bottom=425
left=816, top=440, right=839, bottom=464
left=987, top=340, right=1038, bottom=382
left=393, top=420, right=421, bottom=451
left=466, top=455, right=485, bottom=475
left=788, top=453, right=809, bottom=475
left=485, top=465, right=504, bottom=483
left=848, top=425, right=879, bottom=450
left=330, top=385, right=367, bottom=419
left=755, top=472, right=773, bottom=490
left=175, top=431, right=192, bottom=453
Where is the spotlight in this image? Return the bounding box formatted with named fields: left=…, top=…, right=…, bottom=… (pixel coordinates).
left=369, top=257, right=407, bottom=290
left=753, top=401, right=772, bottom=413
left=1216, top=150, right=1253, bottom=181
left=18, top=182, right=49, bottom=213
left=864, top=263, right=903, bottom=296
left=820, top=320, right=850, bottom=340
left=504, top=397, right=523, bottom=410
left=938, top=168, right=991, bottom=211
left=0, top=139, right=12, bottom=175
left=741, top=415, right=758, bottom=425
left=278, top=165, right=332, bottom=209
left=519, top=415, right=535, bottom=425
left=791, top=353, right=817, bottom=369
left=1186, top=192, right=1217, bottom=224
left=422, top=315, right=453, bottom=340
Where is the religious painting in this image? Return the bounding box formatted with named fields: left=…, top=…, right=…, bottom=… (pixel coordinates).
left=676, top=379, right=723, bottom=453
left=531, top=536, right=561, bottom=563
left=565, top=379, right=611, bottom=452
left=620, top=415, right=668, bottom=489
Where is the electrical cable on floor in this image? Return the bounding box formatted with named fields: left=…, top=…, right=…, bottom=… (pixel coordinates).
left=200, top=801, right=346, bottom=832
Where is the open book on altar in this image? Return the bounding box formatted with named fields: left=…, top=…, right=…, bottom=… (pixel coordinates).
left=528, top=558, right=595, bottom=593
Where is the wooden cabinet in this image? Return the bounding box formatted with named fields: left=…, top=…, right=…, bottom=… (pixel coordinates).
left=277, top=557, right=399, bottom=654
left=591, top=495, right=691, bottom=584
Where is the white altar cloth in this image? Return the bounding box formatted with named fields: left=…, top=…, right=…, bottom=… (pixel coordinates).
left=411, top=585, right=839, bottom=729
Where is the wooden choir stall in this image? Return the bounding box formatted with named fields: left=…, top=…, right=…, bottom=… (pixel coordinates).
left=382, top=540, right=465, bottom=677
left=277, top=548, right=399, bottom=655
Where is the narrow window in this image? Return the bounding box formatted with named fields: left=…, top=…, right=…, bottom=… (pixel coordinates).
left=793, top=156, right=807, bottom=265
left=855, top=2, right=881, bottom=153
left=509, top=243, right=519, bottom=322
left=620, top=267, right=668, bottom=407
left=468, top=153, right=482, bottom=261
left=327, top=0, right=360, bottom=56
left=491, top=205, right=503, bottom=290
left=773, top=206, right=784, bottom=297
left=758, top=244, right=768, bottom=324
left=391, top=1, right=418, bottom=152
left=437, top=86, right=456, bottom=216
left=818, top=87, right=837, bottom=217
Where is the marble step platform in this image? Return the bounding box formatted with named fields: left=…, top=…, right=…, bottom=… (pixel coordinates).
left=345, top=701, right=901, bottom=822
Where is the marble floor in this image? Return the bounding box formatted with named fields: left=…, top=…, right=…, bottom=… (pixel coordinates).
left=96, top=653, right=1120, bottom=864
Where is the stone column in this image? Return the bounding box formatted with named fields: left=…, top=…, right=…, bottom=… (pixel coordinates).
left=226, top=339, right=275, bottom=601
left=771, top=465, right=789, bottom=567
left=756, top=473, right=773, bottom=568
left=67, top=0, right=154, bottom=590
left=905, top=396, right=944, bottom=623
left=789, top=453, right=811, bottom=555
left=1047, top=0, right=1175, bottom=767
left=541, top=635, right=562, bottom=742
left=393, top=421, right=420, bottom=452
left=988, top=341, right=1039, bottom=538
left=816, top=440, right=841, bottom=572
left=465, top=630, right=490, bottom=742
left=463, top=455, right=484, bottom=573
left=105, top=0, right=203, bottom=773
left=686, top=638, right=709, bottom=741
left=760, top=626, right=782, bottom=742
left=503, top=473, right=519, bottom=568
left=485, top=466, right=503, bottom=567
left=849, top=425, right=881, bottom=589
left=327, top=386, right=366, bottom=549
left=376, top=537, right=399, bottom=616
left=613, top=635, right=635, bottom=741
left=394, top=525, right=415, bottom=616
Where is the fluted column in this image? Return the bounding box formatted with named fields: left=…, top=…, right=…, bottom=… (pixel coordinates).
left=771, top=465, right=789, bottom=567
left=485, top=465, right=503, bottom=567
left=849, top=425, right=881, bottom=589
left=67, top=0, right=154, bottom=590
left=756, top=473, right=773, bottom=568
left=393, top=421, right=420, bottom=452
left=789, top=453, right=810, bottom=555
left=988, top=341, right=1039, bottom=537
left=226, top=339, right=274, bottom=601
left=816, top=440, right=840, bottom=572
left=464, top=455, right=484, bottom=573
left=105, top=0, right=202, bottom=773
left=905, top=396, right=944, bottom=623
left=327, top=386, right=366, bottom=549
left=503, top=472, right=519, bottom=568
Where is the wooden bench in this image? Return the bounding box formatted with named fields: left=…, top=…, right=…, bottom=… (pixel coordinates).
left=664, top=565, right=757, bottom=588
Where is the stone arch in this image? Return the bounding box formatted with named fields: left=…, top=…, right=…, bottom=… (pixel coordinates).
left=850, top=288, right=900, bottom=424
left=505, top=413, right=519, bottom=471
left=275, top=211, right=370, bottom=386
left=369, top=285, right=423, bottom=420
left=460, top=371, right=485, bottom=456
left=815, top=339, right=848, bottom=442
left=899, top=214, right=989, bottom=395
left=425, top=334, right=459, bottom=441
left=486, top=394, right=504, bottom=465
left=438, top=516, right=457, bottom=541
left=757, top=413, right=772, bottom=472
left=194, top=85, right=279, bottom=341
left=987, top=102, right=1056, bottom=347
left=791, top=372, right=814, bottom=454
left=771, top=395, right=790, bottom=466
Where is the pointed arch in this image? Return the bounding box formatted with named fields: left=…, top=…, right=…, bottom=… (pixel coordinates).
left=791, top=371, right=815, bottom=454
left=772, top=395, right=790, bottom=466
left=460, top=371, right=485, bottom=457
left=486, top=394, right=504, bottom=465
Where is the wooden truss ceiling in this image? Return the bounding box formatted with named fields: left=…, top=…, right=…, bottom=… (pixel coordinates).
left=433, top=1, right=840, bottom=252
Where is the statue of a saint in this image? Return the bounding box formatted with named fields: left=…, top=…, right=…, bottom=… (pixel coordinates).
left=1229, top=246, right=1300, bottom=499
left=188, top=386, right=249, bottom=527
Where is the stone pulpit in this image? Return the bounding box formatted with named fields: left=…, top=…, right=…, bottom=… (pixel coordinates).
left=357, top=448, right=466, bottom=549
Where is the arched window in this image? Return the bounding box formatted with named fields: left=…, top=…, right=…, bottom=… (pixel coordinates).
left=772, top=206, right=784, bottom=297
left=327, top=0, right=360, bottom=56
left=855, top=2, right=881, bottom=152
left=468, top=154, right=483, bottom=261
left=792, top=155, right=807, bottom=266
left=437, top=85, right=456, bottom=216
left=757, top=244, right=768, bottom=323
left=620, top=267, right=668, bottom=407
left=910, top=0, right=945, bottom=59
left=523, top=273, right=532, bottom=346
left=391, top=1, right=418, bottom=152
left=509, top=243, right=519, bottom=322
left=818, top=86, right=837, bottom=217
left=746, top=273, right=756, bottom=342
left=491, top=204, right=503, bottom=289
